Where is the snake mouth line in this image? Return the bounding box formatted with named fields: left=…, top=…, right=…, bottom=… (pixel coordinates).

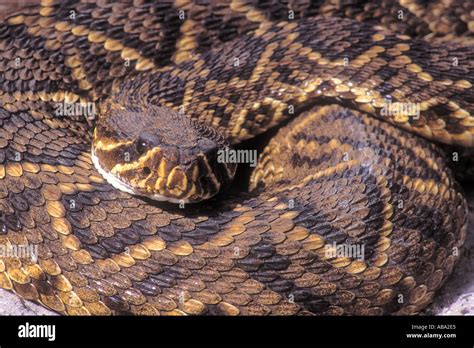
left=91, top=149, right=193, bottom=204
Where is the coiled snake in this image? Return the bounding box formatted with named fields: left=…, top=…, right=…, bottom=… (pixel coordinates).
left=0, top=0, right=472, bottom=315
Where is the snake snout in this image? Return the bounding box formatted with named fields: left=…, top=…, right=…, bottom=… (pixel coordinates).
left=158, top=136, right=238, bottom=203
left=135, top=120, right=237, bottom=203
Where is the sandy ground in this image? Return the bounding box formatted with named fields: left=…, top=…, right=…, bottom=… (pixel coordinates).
left=0, top=289, right=56, bottom=316
left=0, top=188, right=473, bottom=316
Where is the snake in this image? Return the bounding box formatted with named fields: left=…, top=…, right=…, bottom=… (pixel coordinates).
left=0, top=0, right=472, bottom=316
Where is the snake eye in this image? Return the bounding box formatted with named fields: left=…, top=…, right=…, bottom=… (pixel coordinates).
left=136, top=132, right=161, bottom=155
left=135, top=140, right=148, bottom=155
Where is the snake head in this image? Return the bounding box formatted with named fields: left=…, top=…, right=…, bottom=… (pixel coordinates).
left=92, top=104, right=237, bottom=203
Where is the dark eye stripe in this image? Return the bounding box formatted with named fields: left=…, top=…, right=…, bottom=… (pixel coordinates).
left=197, top=155, right=221, bottom=198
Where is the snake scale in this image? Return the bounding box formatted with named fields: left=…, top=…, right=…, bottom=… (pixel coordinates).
left=0, top=0, right=473, bottom=316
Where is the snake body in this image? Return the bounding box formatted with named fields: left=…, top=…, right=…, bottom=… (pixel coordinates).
left=0, top=0, right=472, bottom=315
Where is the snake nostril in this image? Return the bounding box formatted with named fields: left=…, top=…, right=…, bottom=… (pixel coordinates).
left=143, top=167, right=151, bottom=176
